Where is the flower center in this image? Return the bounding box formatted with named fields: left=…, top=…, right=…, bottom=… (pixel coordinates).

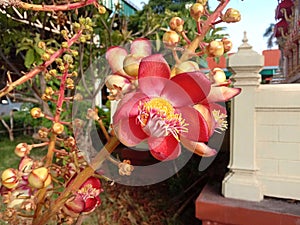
left=212, top=109, right=228, bottom=133
left=137, top=97, right=188, bottom=141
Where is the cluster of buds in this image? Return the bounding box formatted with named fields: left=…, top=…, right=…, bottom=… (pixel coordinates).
left=1, top=157, right=51, bottom=212
left=206, top=37, right=233, bottom=57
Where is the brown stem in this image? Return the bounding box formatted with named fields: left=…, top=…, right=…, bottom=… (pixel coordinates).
left=97, top=119, right=110, bottom=142
left=17, top=0, right=97, bottom=12
left=0, top=30, right=83, bottom=98
left=32, top=136, right=120, bottom=225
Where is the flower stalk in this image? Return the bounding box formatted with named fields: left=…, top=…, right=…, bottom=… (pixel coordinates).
left=9, top=0, right=98, bottom=12
left=181, top=0, right=230, bottom=61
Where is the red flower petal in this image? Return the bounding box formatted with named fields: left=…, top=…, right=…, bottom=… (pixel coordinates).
left=113, top=116, right=148, bottom=147
left=130, top=38, right=152, bottom=56
left=138, top=54, right=171, bottom=80
left=160, top=78, right=195, bottom=107
left=207, top=86, right=241, bottom=103
left=138, top=76, right=170, bottom=98
left=177, top=106, right=210, bottom=142
left=181, top=137, right=217, bottom=157
left=148, top=135, right=181, bottom=161
left=170, top=71, right=211, bottom=104
left=83, top=196, right=101, bottom=213
left=113, top=92, right=148, bottom=124
left=106, top=46, right=128, bottom=76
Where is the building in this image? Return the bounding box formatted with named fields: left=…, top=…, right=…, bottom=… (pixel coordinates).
left=202, top=49, right=281, bottom=84
left=274, top=0, right=300, bottom=82
left=102, top=0, right=140, bottom=16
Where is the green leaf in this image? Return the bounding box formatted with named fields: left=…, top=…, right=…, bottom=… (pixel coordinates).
left=24, top=48, right=35, bottom=68
left=33, top=45, right=45, bottom=56
left=16, top=45, right=30, bottom=55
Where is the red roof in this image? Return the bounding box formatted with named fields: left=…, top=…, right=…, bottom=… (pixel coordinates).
left=204, top=49, right=280, bottom=69
left=262, top=49, right=281, bottom=67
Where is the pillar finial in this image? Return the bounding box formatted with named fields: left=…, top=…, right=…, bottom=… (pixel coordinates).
left=239, top=31, right=252, bottom=50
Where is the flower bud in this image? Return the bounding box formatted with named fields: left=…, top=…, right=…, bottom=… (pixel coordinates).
left=38, top=41, right=46, bottom=50
left=206, top=40, right=224, bottom=57
left=175, top=61, right=200, bottom=75
left=45, top=87, right=54, bottom=96
left=64, top=137, right=76, bottom=148
left=222, top=37, right=233, bottom=53
left=49, top=69, right=58, bottom=76
left=119, top=160, right=134, bottom=176
left=61, top=41, right=69, bottom=48
left=123, top=54, right=143, bottom=77
left=86, top=108, right=99, bottom=121
left=15, top=143, right=32, bottom=158
left=66, top=78, right=74, bottom=89
left=163, top=30, right=180, bottom=48
left=38, top=127, right=49, bottom=139
left=18, top=157, right=34, bottom=173
left=222, top=8, right=241, bottom=23
left=28, top=167, right=51, bottom=189
left=190, top=3, right=204, bottom=21
left=196, top=0, right=208, bottom=5
left=41, top=53, right=51, bottom=61
left=169, top=17, right=184, bottom=33
left=63, top=54, right=73, bottom=64
left=98, top=5, right=106, bottom=14
left=52, top=122, right=64, bottom=135
left=30, top=107, right=44, bottom=119
left=1, top=168, right=19, bottom=189
left=209, top=68, right=227, bottom=84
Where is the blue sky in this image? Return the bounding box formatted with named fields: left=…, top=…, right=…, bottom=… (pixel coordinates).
left=135, top=0, right=278, bottom=53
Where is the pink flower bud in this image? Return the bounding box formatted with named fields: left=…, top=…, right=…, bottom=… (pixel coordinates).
left=1, top=168, right=19, bottom=189
left=18, top=157, right=34, bottom=173
left=30, top=107, right=44, bottom=119
left=169, top=17, right=184, bottom=33
left=28, top=167, right=51, bottom=189
left=174, top=61, right=200, bottom=76
left=14, top=143, right=32, bottom=158
left=86, top=108, right=99, bottom=121
left=190, top=3, right=204, bottom=21
left=123, top=54, right=144, bottom=77
left=222, top=37, right=233, bottom=53
left=222, top=8, right=241, bottom=23
left=196, top=0, right=207, bottom=5
left=206, top=40, right=224, bottom=57
left=163, top=30, right=180, bottom=48
left=209, top=68, right=227, bottom=84
left=52, top=122, right=64, bottom=135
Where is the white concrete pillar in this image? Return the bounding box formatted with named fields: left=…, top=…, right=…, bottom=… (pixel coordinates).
left=222, top=31, right=264, bottom=201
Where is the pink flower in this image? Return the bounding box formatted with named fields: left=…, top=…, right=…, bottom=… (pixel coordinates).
left=112, top=54, right=241, bottom=161
left=105, top=38, right=152, bottom=100
left=63, top=177, right=103, bottom=217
